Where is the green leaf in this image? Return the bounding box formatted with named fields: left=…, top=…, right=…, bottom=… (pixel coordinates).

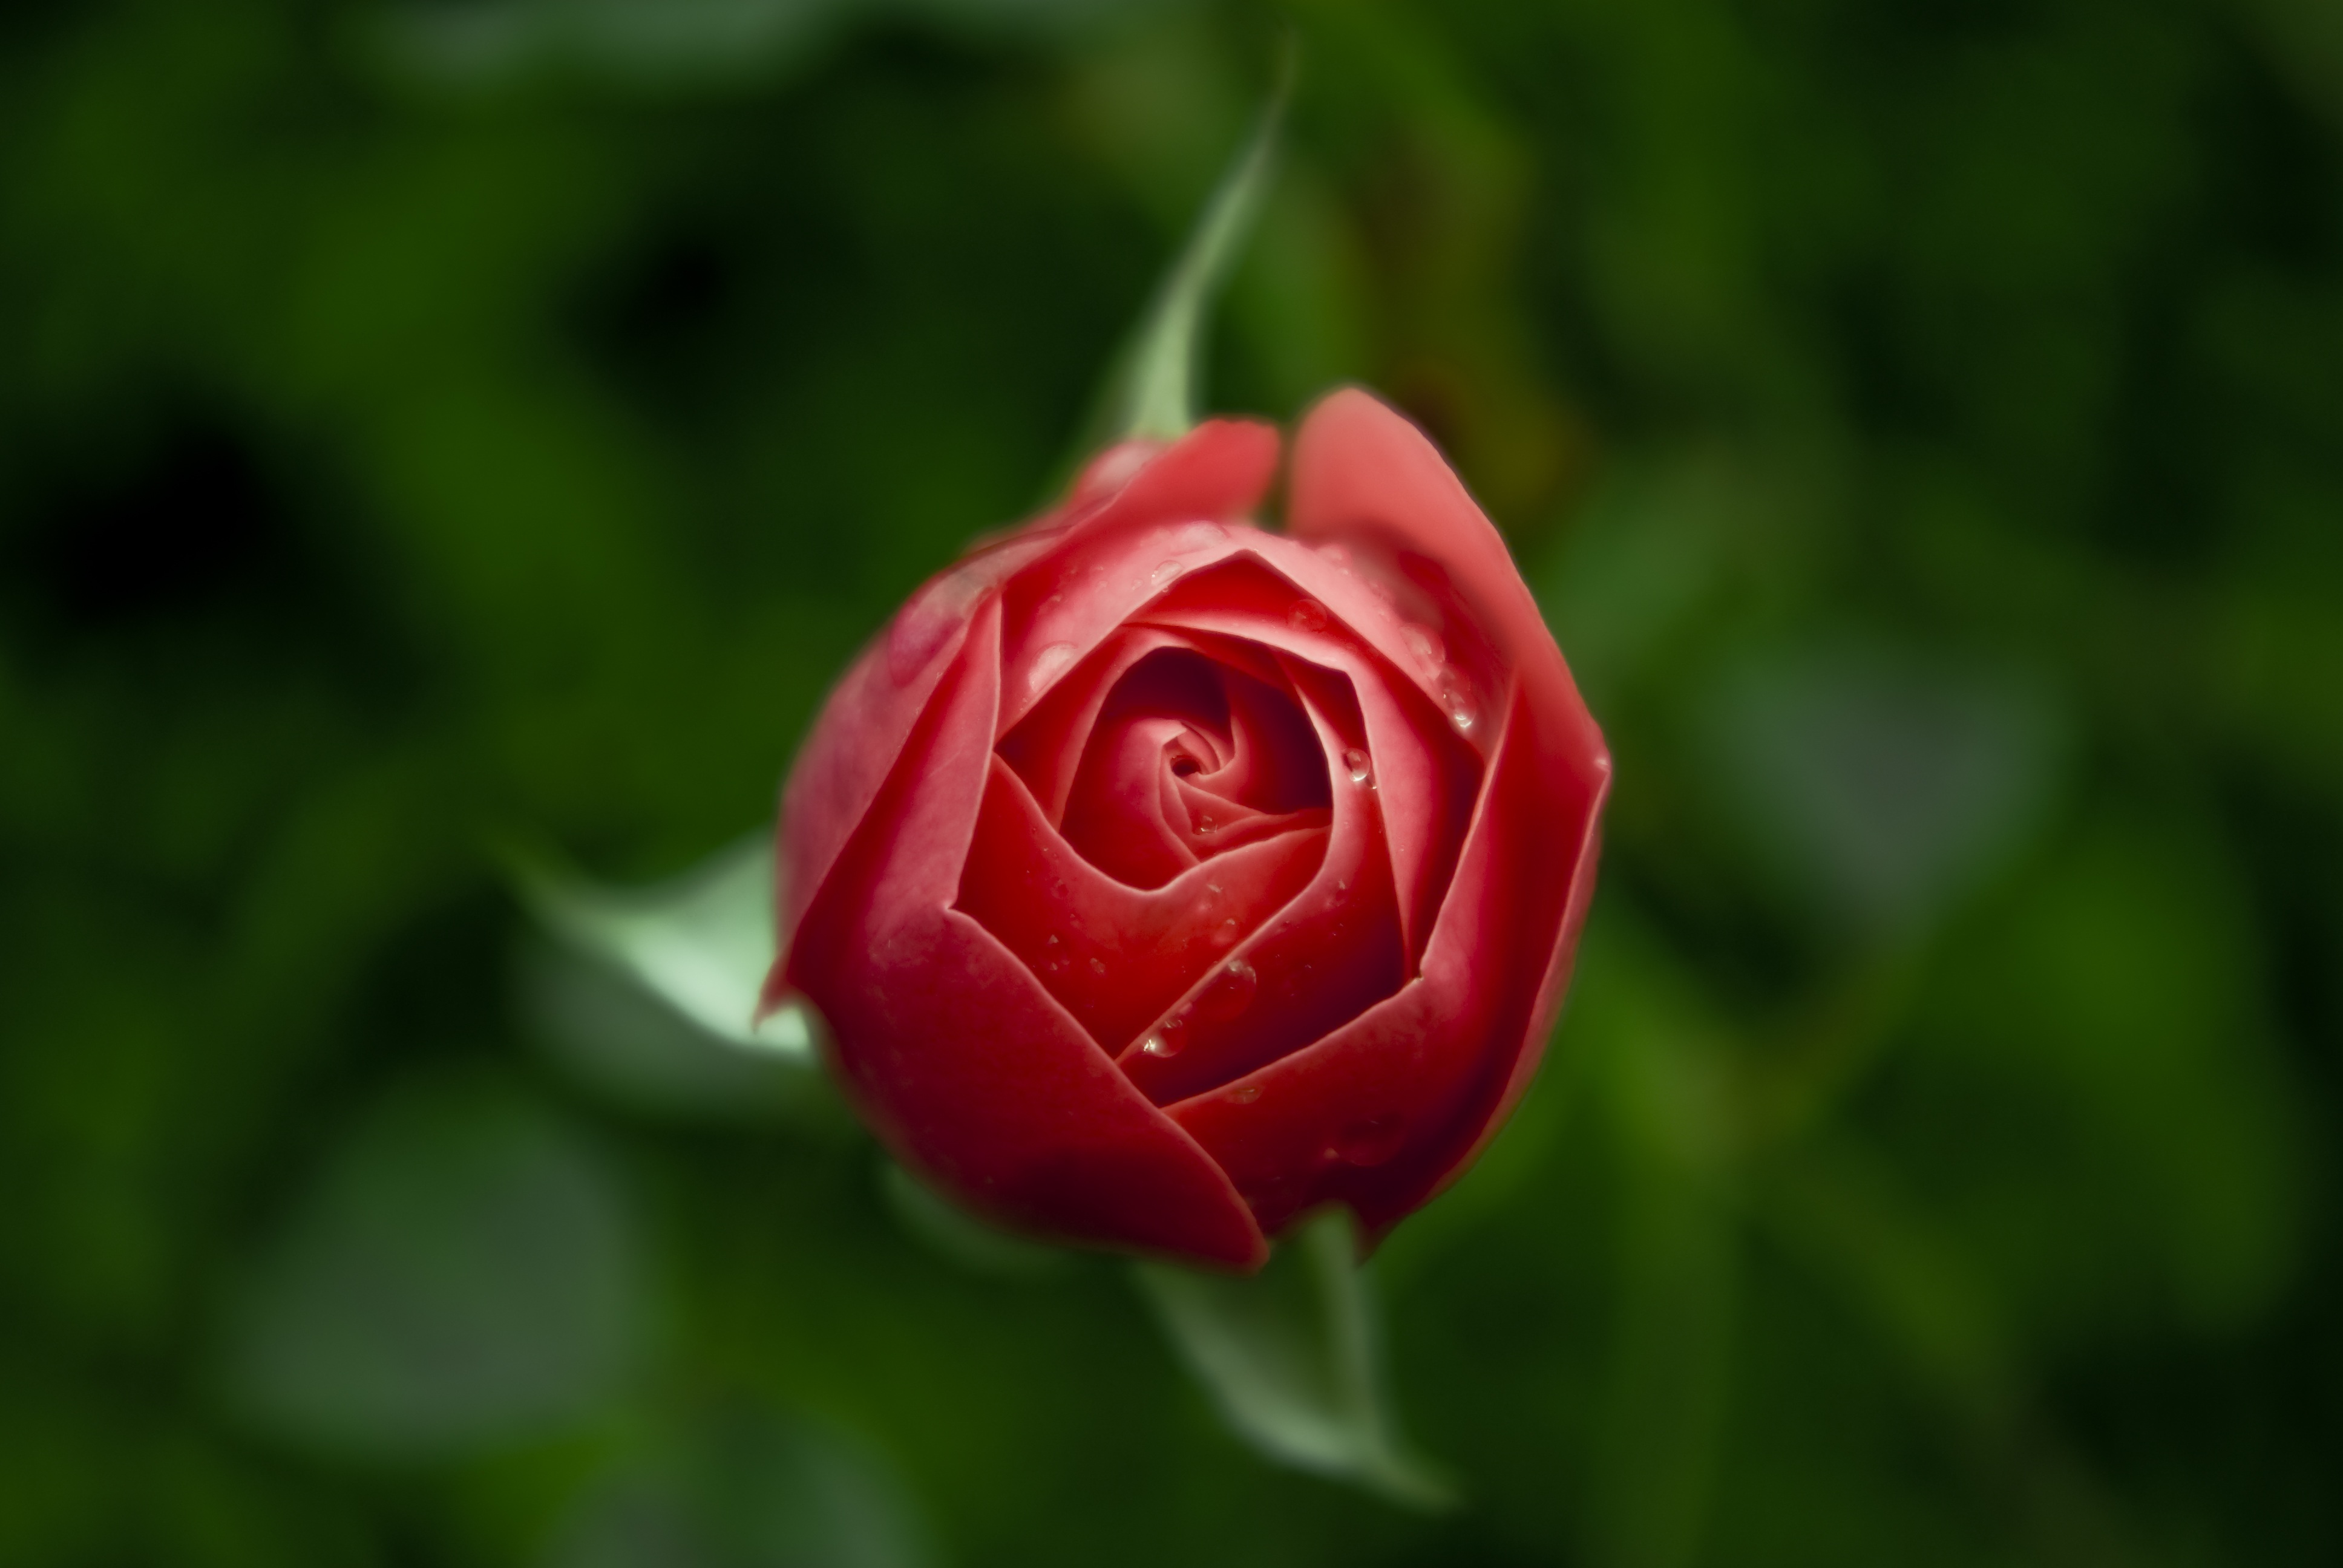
left=548, top=1405, right=939, bottom=1568
left=220, top=1076, right=647, bottom=1455
left=517, top=936, right=819, bottom=1120
left=1089, top=51, right=1293, bottom=447
left=511, top=831, right=814, bottom=1062
left=1133, top=1207, right=1455, bottom=1509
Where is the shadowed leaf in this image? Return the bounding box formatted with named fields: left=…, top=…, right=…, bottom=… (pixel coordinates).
left=1133, top=1207, right=1453, bottom=1509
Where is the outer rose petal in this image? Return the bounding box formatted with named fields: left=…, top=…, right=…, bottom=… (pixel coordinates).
left=787, top=597, right=1268, bottom=1269
left=998, top=420, right=1279, bottom=731
left=1286, top=388, right=1604, bottom=786
left=1173, top=390, right=1611, bottom=1240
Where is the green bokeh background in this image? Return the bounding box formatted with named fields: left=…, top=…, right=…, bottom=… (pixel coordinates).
left=4, top=0, right=2339, bottom=1563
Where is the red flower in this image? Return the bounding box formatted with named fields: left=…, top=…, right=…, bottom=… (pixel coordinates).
left=766, top=389, right=1609, bottom=1270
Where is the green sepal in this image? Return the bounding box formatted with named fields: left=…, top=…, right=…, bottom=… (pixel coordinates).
left=1084, top=51, right=1293, bottom=450
left=1133, top=1207, right=1456, bottom=1509
left=508, top=831, right=814, bottom=1061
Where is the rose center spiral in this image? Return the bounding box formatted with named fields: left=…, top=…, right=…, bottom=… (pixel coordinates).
left=1053, top=647, right=1332, bottom=890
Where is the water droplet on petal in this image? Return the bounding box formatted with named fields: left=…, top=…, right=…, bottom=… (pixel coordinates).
left=1438, top=682, right=1476, bottom=732
left=1314, top=542, right=1351, bottom=569
left=1149, top=560, right=1184, bottom=586
left=1029, top=641, right=1077, bottom=693
left=1141, top=1033, right=1181, bottom=1059
left=1200, top=958, right=1258, bottom=1021
left=1342, top=747, right=1371, bottom=785
left=1195, top=812, right=1216, bottom=835
left=1401, top=623, right=1446, bottom=670
left=1287, top=598, right=1329, bottom=633
left=1175, top=521, right=1228, bottom=551
left=1231, top=1084, right=1263, bottom=1105
left=1210, top=917, right=1240, bottom=948
left=1088, top=956, right=1107, bottom=976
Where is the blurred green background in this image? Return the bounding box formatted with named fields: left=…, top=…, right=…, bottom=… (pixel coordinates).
left=4, top=0, right=2339, bottom=1563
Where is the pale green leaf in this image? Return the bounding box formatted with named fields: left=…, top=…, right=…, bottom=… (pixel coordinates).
left=513, top=831, right=814, bottom=1062
left=1133, top=1207, right=1455, bottom=1509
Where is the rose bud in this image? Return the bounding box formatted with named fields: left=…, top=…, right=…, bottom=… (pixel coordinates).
left=764, top=388, right=1609, bottom=1270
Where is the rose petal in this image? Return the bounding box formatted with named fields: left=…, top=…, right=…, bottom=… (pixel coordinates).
left=958, top=758, right=1328, bottom=1053
left=1067, top=710, right=1207, bottom=886
left=997, top=418, right=1278, bottom=733
left=771, top=419, right=1276, bottom=990
left=1135, top=557, right=1481, bottom=966
left=772, top=633, right=960, bottom=990
left=1207, top=659, right=1334, bottom=816
left=1169, top=674, right=1608, bottom=1242
left=998, top=627, right=1194, bottom=824
left=1165, top=773, right=1328, bottom=861
left=1286, top=388, right=1605, bottom=785
left=1117, top=659, right=1407, bottom=1106
left=788, top=598, right=1267, bottom=1268
left=1043, top=639, right=1331, bottom=889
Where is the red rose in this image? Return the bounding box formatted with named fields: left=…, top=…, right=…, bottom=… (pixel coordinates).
left=765, top=389, right=1609, bottom=1270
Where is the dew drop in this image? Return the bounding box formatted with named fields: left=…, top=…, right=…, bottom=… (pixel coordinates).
left=1401, top=623, right=1446, bottom=670
left=1314, top=542, right=1351, bottom=569
left=1438, top=682, right=1476, bottom=732
left=1231, top=1085, right=1263, bottom=1105
left=1149, top=560, right=1184, bottom=587
left=1200, top=958, right=1259, bottom=1021
left=1342, top=747, right=1372, bottom=785
left=1210, top=917, right=1240, bottom=949
left=1141, top=1033, right=1181, bottom=1059
left=1195, top=812, right=1217, bottom=836
left=1041, top=933, right=1067, bottom=974
left=1029, top=642, right=1077, bottom=693
left=1205, top=881, right=1224, bottom=897
left=1175, top=520, right=1228, bottom=551
left=1286, top=598, right=1330, bottom=633
left=1088, top=956, right=1107, bottom=976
